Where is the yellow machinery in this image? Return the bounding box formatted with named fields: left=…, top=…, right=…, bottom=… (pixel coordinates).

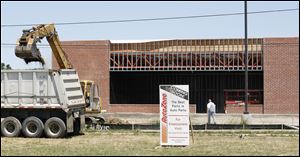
left=15, top=24, right=72, bottom=69
left=80, top=80, right=102, bottom=112
left=15, top=23, right=102, bottom=113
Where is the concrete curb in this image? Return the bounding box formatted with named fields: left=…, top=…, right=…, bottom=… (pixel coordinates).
left=89, top=124, right=299, bottom=131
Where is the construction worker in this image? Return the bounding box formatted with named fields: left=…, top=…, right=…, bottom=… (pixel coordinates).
left=207, top=99, right=216, bottom=124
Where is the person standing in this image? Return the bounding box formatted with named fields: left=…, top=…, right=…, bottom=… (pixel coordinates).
left=207, top=99, right=216, bottom=124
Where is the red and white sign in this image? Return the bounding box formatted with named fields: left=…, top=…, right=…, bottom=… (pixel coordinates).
left=160, top=85, right=189, bottom=146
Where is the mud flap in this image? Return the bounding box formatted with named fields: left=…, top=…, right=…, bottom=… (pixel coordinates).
left=80, top=110, right=85, bottom=130
left=66, top=112, right=74, bottom=133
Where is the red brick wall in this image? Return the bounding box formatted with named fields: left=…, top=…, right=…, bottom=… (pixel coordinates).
left=52, top=37, right=299, bottom=114
left=53, top=40, right=110, bottom=111
left=263, top=37, right=299, bottom=114
left=109, top=104, right=197, bottom=113
left=226, top=104, right=263, bottom=114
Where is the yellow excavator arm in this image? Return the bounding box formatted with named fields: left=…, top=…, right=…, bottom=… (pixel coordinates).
left=15, top=23, right=102, bottom=113
left=15, top=23, right=73, bottom=69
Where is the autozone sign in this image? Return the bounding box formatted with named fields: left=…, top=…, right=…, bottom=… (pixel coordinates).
left=159, top=85, right=189, bottom=146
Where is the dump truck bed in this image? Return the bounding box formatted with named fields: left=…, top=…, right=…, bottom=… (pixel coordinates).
left=1, top=69, right=85, bottom=111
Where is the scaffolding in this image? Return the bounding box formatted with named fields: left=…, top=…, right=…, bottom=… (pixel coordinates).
left=110, top=39, right=263, bottom=71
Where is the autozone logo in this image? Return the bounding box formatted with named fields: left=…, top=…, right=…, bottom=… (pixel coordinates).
left=161, top=93, right=168, bottom=144
left=161, top=93, right=167, bottom=124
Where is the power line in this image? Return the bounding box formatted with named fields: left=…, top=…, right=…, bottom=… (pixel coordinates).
left=1, top=43, right=109, bottom=47
left=2, top=42, right=298, bottom=48
left=1, top=8, right=298, bottom=27
left=0, top=43, right=110, bottom=50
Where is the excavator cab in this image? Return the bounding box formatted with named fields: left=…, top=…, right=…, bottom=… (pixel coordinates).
left=15, top=28, right=45, bottom=65
left=80, top=80, right=102, bottom=112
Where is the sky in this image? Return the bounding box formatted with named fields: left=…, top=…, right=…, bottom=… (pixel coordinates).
left=1, top=1, right=299, bottom=69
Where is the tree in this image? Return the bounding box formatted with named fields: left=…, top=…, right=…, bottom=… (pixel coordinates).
left=6, top=64, right=12, bottom=70
left=1, top=62, right=12, bottom=70
left=1, top=63, right=5, bottom=70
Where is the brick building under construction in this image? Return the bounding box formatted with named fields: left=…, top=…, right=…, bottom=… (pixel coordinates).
left=53, top=37, right=299, bottom=114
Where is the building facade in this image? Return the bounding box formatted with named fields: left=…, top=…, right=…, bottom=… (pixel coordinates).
left=53, top=37, right=299, bottom=114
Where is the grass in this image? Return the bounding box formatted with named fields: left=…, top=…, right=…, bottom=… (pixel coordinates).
left=1, top=130, right=299, bottom=156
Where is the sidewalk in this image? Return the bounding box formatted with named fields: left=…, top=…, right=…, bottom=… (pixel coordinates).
left=99, top=113, right=299, bottom=126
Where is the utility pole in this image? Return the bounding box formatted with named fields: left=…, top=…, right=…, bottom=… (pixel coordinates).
left=244, top=1, right=249, bottom=114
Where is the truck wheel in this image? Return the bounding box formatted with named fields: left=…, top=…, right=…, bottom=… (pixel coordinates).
left=22, top=117, right=44, bottom=138
left=1, top=117, right=22, bottom=137
left=44, top=117, right=66, bottom=138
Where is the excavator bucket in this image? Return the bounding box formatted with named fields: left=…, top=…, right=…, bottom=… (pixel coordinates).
left=15, top=30, right=45, bottom=65
left=15, top=43, right=45, bottom=65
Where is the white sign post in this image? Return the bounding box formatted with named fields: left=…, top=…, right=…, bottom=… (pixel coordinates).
left=159, top=85, right=189, bottom=146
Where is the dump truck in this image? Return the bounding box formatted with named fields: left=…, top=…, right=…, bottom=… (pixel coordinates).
left=17, top=23, right=104, bottom=122
left=1, top=24, right=105, bottom=138
left=1, top=69, right=86, bottom=138
left=13, top=23, right=103, bottom=115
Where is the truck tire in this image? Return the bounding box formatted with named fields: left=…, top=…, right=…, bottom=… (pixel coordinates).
left=22, top=117, right=44, bottom=138
left=44, top=117, right=66, bottom=138
left=1, top=117, right=22, bottom=137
